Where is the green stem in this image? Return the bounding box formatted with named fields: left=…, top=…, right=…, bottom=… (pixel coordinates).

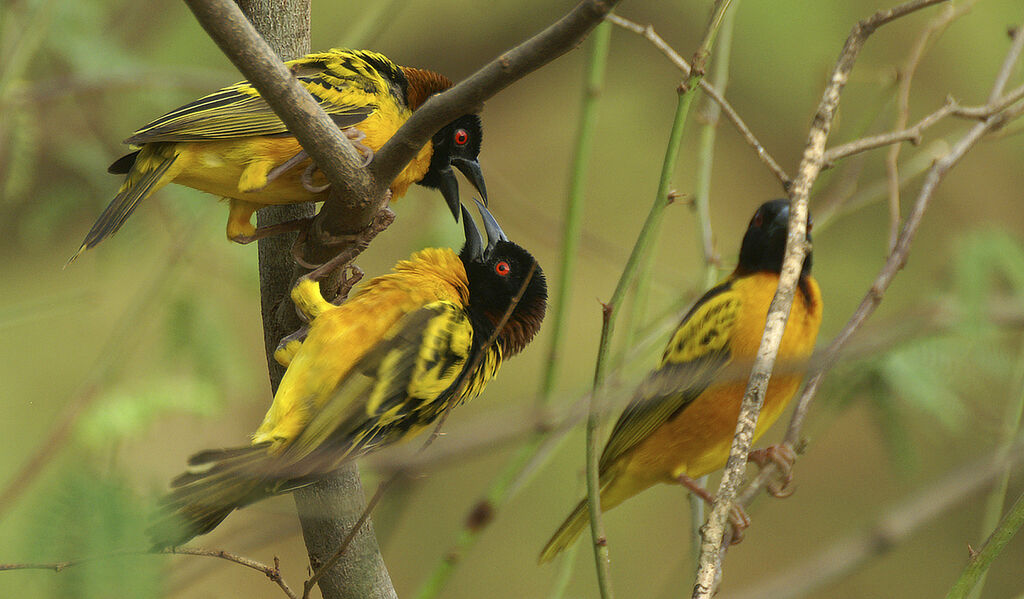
left=967, top=334, right=1024, bottom=599
left=584, top=4, right=734, bottom=597
left=411, top=22, right=612, bottom=599
left=945, top=489, right=1024, bottom=599
left=620, top=0, right=733, bottom=352
left=0, top=0, right=57, bottom=99
left=540, top=19, right=612, bottom=408
left=693, top=0, right=738, bottom=289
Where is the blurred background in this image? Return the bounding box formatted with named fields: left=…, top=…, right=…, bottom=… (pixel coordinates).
left=2, top=0, right=1023, bottom=597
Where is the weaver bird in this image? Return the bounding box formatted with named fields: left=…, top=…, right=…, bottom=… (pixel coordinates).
left=150, top=200, right=546, bottom=548
left=539, top=199, right=822, bottom=563
left=73, top=49, right=486, bottom=259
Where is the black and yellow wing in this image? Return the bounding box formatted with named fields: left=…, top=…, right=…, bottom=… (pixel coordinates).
left=598, top=280, right=742, bottom=472
left=125, top=49, right=406, bottom=145
left=280, top=301, right=478, bottom=471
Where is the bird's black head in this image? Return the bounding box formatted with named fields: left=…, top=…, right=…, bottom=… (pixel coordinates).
left=736, top=199, right=813, bottom=277
left=418, top=114, right=486, bottom=222
left=459, top=201, right=547, bottom=357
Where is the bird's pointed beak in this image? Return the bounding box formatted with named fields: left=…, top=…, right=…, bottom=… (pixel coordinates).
left=452, top=157, right=487, bottom=206
left=461, top=203, right=484, bottom=261
left=474, top=198, right=507, bottom=254
left=438, top=167, right=461, bottom=221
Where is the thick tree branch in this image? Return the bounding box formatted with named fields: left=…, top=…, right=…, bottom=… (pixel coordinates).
left=691, top=1, right=949, bottom=596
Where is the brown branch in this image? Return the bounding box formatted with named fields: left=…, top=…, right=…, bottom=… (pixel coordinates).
left=368, top=0, right=622, bottom=189
left=738, top=25, right=1024, bottom=513
left=605, top=13, right=792, bottom=188
left=691, top=1, right=950, bottom=596
left=0, top=548, right=300, bottom=599
left=823, top=83, right=1024, bottom=164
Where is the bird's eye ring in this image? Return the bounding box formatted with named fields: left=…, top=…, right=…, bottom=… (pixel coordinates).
left=494, top=261, right=511, bottom=276
left=454, top=129, right=469, bottom=145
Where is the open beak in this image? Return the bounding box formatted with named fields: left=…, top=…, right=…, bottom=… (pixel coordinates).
left=452, top=157, right=487, bottom=206
left=461, top=203, right=484, bottom=261
left=438, top=167, right=462, bottom=222
left=474, top=198, right=507, bottom=253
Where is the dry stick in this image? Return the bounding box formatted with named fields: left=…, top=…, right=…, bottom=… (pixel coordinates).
left=731, top=437, right=1024, bottom=599
left=0, top=548, right=300, bottom=599
left=301, top=261, right=539, bottom=599
left=738, top=27, right=1024, bottom=513
left=605, top=14, right=791, bottom=188
left=691, top=2, right=949, bottom=597
left=823, top=83, right=1024, bottom=163
left=884, top=1, right=963, bottom=250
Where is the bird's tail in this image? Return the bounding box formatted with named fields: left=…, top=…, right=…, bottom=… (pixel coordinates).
left=148, top=443, right=278, bottom=549
left=538, top=467, right=658, bottom=564
left=538, top=497, right=591, bottom=564
left=69, top=146, right=178, bottom=262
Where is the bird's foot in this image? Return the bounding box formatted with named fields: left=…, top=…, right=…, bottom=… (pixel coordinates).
left=748, top=444, right=797, bottom=498
left=232, top=217, right=314, bottom=244
left=265, top=150, right=310, bottom=185
left=677, top=474, right=751, bottom=545
left=343, top=127, right=374, bottom=167
left=294, top=207, right=396, bottom=281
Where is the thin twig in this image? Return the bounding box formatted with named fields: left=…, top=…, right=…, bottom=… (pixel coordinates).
left=691, top=2, right=950, bottom=596
left=606, top=13, right=791, bottom=188
left=738, top=27, right=1024, bottom=513
left=823, top=83, right=1024, bottom=163
left=0, top=547, right=300, bottom=599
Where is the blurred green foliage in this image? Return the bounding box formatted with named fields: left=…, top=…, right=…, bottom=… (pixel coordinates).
left=1, top=1, right=1023, bottom=598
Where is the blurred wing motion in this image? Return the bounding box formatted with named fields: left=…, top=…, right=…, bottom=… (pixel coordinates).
left=539, top=199, right=822, bottom=563
left=149, top=302, right=476, bottom=548
left=539, top=285, right=741, bottom=562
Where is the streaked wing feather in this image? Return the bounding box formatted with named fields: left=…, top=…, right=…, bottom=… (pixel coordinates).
left=282, top=302, right=474, bottom=469
left=598, top=282, right=741, bottom=472
left=125, top=60, right=381, bottom=144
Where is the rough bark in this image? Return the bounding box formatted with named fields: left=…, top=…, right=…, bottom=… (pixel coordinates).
left=234, top=2, right=397, bottom=598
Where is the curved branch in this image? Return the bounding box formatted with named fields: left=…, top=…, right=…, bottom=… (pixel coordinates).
left=368, top=0, right=622, bottom=188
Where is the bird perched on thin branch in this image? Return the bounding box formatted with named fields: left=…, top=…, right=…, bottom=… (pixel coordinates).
left=539, top=199, right=822, bottom=563
left=72, top=49, right=486, bottom=260
left=149, top=200, right=546, bottom=548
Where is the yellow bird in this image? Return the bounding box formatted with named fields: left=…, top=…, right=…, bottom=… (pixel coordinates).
left=74, top=49, right=486, bottom=259
left=540, top=199, right=822, bottom=562
left=150, top=201, right=546, bottom=547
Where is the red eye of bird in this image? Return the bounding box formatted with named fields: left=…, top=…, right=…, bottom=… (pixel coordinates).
left=494, top=261, right=511, bottom=276
left=752, top=210, right=764, bottom=228
left=454, top=129, right=469, bottom=145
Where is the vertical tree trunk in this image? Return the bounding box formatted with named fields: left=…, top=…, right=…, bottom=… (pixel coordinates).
left=235, top=2, right=397, bottom=597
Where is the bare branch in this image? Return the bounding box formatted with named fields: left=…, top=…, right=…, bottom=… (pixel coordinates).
left=606, top=14, right=792, bottom=188
left=738, top=25, right=1024, bottom=516
left=691, top=2, right=950, bottom=596
left=823, top=83, right=1024, bottom=163
left=369, top=0, right=622, bottom=189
